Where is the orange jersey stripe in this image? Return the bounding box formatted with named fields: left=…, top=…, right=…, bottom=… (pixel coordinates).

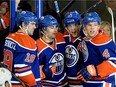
left=12, top=85, right=23, bottom=87
left=14, top=66, right=31, bottom=72
left=18, top=74, right=36, bottom=86
left=68, top=80, right=81, bottom=84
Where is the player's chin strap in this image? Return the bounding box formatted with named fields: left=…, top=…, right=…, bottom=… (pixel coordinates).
left=0, top=62, right=26, bottom=87
left=19, top=26, right=28, bottom=35
left=41, top=31, right=54, bottom=43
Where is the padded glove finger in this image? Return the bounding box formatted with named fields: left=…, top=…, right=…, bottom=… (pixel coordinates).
left=77, top=65, right=97, bottom=82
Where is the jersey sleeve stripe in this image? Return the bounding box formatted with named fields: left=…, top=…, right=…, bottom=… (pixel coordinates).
left=15, top=70, right=32, bottom=76
left=109, top=61, right=116, bottom=68
left=14, top=66, right=31, bottom=72
left=108, top=57, right=116, bottom=61
left=14, top=64, right=28, bottom=67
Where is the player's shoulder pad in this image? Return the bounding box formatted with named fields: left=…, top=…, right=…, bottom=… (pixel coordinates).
left=91, top=32, right=112, bottom=45
left=7, top=32, right=36, bottom=49
left=63, top=30, right=69, bottom=36
left=36, top=38, right=48, bottom=52
left=56, top=32, right=65, bottom=43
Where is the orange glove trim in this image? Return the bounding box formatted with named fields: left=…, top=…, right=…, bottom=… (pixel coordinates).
left=87, top=65, right=97, bottom=76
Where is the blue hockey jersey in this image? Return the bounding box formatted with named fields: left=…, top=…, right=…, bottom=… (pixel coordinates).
left=3, top=32, right=41, bottom=87
left=64, top=30, right=83, bottom=86
left=82, top=32, right=116, bottom=87
left=36, top=32, right=68, bottom=87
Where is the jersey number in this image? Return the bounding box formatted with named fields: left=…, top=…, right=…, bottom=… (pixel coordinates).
left=103, top=49, right=110, bottom=58
left=25, top=53, right=36, bottom=63
left=3, top=50, right=13, bottom=70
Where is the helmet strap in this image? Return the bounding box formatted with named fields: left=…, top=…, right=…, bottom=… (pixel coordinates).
left=41, top=31, right=54, bottom=43
left=19, top=25, right=28, bottom=35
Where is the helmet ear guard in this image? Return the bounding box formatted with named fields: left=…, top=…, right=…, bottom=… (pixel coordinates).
left=83, top=12, right=101, bottom=25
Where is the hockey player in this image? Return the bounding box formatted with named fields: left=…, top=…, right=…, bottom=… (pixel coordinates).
left=77, top=12, right=116, bottom=87
left=3, top=11, right=41, bottom=87
left=36, top=15, right=68, bottom=87
left=63, top=11, right=83, bottom=87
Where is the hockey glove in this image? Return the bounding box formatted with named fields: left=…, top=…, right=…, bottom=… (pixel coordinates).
left=42, top=63, right=56, bottom=79
left=77, top=65, right=98, bottom=82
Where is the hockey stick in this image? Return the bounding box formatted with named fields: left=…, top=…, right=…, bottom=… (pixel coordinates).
left=60, top=0, right=75, bottom=13
left=106, top=6, right=115, bottom=42
left=54, top=1, right=65, bottom=33
left=81, top=0, right=102, bottom=16
left=0, top=62, right=26, bottom=87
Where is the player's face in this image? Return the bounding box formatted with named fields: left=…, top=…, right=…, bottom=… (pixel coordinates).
left=27, top=22, right=37, bottom=35
left=85, top=22, right=100, bottom=38
left=45, top=25, right=58, bottom=40
left=103, top=25, right=111, bottom=37
left=67, top=23, right=80, bottom=37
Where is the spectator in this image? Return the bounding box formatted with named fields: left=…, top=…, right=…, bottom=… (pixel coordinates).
left=63, top=10, right=83, bottom=87
left=101, top=21, right=112, bottom=38
left=0, top=0, right=10, bottom=61
left=77, top=12, right=116, bottom=87
left=3, top=11, right=41, bottom=87
left=0, top=0, right=10, bottom=30
left=36, top=15, right=68, bottom=87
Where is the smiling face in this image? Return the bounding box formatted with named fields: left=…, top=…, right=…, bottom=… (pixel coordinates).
left=102, top=25, right=111, bottom=37
left=67, top=23, right=80, bottom=38
left=27, top=22, right=37, bottom=35
left=20, top=21, right=37, bottom=35
left=85, top=22, right=100, bottom=39
left=42, top=25, right=58, bottom=42
left=101, top=21, right=112, bottom=38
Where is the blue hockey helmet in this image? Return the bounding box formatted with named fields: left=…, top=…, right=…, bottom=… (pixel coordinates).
left=16, top=11, right=38, bottom=26
left=84, top=12, right=101, bottom=25
left=38, top=15, right=58, bottom=30
left=64, top=11, right=81, bottom=26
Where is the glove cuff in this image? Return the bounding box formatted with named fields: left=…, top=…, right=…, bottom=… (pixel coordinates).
left=87, top=65, right=99, bottom=77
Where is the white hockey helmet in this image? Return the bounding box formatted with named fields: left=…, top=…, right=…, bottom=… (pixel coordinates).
left=0, top=68, right=12, bottom=87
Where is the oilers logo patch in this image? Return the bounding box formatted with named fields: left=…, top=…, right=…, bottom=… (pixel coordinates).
left=82, top=41, right=88, bottom=62
left=49, top=53, right=64, bottom=75
left=65, top=45, right=79, bottom=67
